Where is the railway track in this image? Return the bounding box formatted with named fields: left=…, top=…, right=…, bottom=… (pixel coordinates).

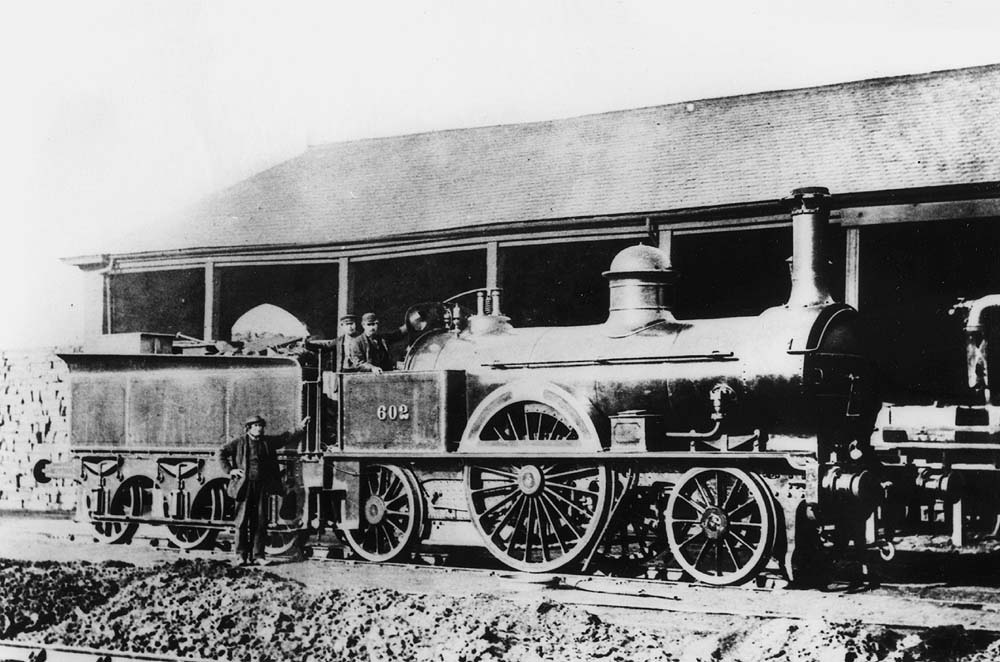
left=302, top=552, right=1000, bottom=634
left=33, top=521, right=1000, bottom=634
left=0, top=641, right=212, bottom=662
left=128, top=526, right=1000, bottom=636
left=6, top=518, right=1000, bottom=662
left=5, top=551, right=1000, bottom=662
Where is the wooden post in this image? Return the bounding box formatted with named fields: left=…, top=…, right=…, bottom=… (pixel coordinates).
left=203, top=260, right=220, bottom=341
left=104, top=268, right=115, bottom=335
left=79, top=268, right=107, bottom=339
left=486, top=241, right=499, bottom=290
left=338, top=257, right=354, bottom=319
left=658, top=227, right=674, bottom=266
left=845, top=227, right=860, bottom=308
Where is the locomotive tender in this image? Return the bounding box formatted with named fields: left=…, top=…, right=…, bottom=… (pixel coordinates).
left=42, top=187, right=893, bottom=586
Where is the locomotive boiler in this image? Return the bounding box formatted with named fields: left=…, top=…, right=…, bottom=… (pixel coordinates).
left=335, top=186, right=881, bottom=584
left=41, top=186, right=886, bottom=587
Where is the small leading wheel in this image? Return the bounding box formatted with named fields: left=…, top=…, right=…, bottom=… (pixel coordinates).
left=91, top=476, right=153, bottom=544
left=165, top=480, right=233, bottom=550
left=465, top=463, right=612, bottom=573
left=665, top=468, right=776, bottom=586
left=344, top=464, right=424, bottom=562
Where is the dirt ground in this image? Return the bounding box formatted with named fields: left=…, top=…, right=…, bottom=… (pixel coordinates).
left=2, top=517, right=1000, bottom=662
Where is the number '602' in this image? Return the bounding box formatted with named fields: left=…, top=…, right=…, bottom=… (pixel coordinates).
left=376, top=404, right=410, bottom=421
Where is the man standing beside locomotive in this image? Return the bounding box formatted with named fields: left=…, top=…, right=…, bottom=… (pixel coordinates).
left=218, top=414, right=308, bottom=566
left=344, top=312, right=394, bottom=373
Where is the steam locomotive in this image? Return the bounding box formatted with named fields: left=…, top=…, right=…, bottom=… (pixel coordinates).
left=41, top=186, right=981, bottom=587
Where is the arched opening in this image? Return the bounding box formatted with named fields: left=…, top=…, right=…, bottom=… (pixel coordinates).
left=231, top=303, right=308, bottom=352
left=218, top=263, right=340, bottom=341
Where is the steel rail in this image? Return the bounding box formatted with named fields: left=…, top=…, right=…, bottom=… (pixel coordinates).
left=41, top=527, right=1000, bottom=638
left=299, top=550, right=1000, bottom=634
left=10, top=527, right=1000, bottom=662
left=0, top=641, right=216, bottom=662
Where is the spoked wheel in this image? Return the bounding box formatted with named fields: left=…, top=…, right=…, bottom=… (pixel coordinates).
left=465, top=463, right=613, bottom=573
left=593, top=484, right=668, bottom=571
left=478, top=401, right=580, bottom=443
left=265, top=530, right=301, bottom=555
left=91, top=476, right=153, bottom=544
left=266, top=492, right=303, bottom=555
left=665, top=468, right=776, bottom=586
left=165, top=480, right=233, bottom=550
left=344, top=464, right=424, bottom=562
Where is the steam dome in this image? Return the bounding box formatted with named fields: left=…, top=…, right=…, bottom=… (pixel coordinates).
left=602, top=243, right=676, bottom=336
left=603, top=244, right=673, bottom=278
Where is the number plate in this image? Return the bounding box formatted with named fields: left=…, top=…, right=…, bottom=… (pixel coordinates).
left=341, top=370, right=465, bottom=452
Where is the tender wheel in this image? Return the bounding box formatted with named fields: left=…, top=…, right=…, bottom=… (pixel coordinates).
left=465, top=462, right=612, bottom=573
left=665, top=468, right=776, bottom=585
left=91, top=476, right=152, bottom=544
left=265, top=492, right=303, bottom=556
left=344, top=464, right=424, bottom=562
left=165, top=480, right=233, bottom=550
left=265, top=529, right=301, bottom=555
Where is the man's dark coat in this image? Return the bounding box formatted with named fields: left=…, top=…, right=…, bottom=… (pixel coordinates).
left=217, top=433, right=288, bottom=500
left=344, top=333, right=393, bottom=372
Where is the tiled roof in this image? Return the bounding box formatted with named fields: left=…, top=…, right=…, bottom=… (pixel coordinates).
left=121, top=64, right=1000, bottom=255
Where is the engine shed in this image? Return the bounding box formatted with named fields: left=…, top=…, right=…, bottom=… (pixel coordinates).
left=17, top=63, right=1000, bottom=580
left=67, top=64, right=1000, bottom=407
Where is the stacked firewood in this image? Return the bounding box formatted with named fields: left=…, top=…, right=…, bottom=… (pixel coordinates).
left=0, top=349, right=77, bottom=512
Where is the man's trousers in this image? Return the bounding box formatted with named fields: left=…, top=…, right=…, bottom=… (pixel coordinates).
left=234, top=480, right=269, bottom=560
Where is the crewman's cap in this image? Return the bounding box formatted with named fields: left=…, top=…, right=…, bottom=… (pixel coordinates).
left=361, top=312, right=379, bottom=324
left=339, top=314, right=359, bottom=324
left=244, top=414, right=267, bottom=427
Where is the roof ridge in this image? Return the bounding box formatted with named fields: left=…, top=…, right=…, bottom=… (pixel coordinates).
left=303, top=62, right=1000, bottom=151
left=98, top=63, right=1000, bottom=257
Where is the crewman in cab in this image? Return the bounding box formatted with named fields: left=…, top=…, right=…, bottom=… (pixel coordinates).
left=335, top=314, right=360, bottom=371
left=344, top=312, right=394, bottom=374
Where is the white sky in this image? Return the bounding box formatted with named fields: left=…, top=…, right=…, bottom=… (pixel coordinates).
left=1, top=0, right=999, bottom=348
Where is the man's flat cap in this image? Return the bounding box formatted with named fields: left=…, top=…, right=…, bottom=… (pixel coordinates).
left=339, top=314, right=359, bottom=323
left=244, top=414, right=267, bottom=427
left=361, top=312, right=379, bottom=324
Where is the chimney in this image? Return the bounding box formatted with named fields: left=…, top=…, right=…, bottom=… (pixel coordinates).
left=784, top=187, right=833, bottom=308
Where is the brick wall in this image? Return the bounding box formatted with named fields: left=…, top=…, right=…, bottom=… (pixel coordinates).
left=0, top=348, right=78, bottom=512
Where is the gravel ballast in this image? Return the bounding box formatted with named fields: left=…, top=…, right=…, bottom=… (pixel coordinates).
left=2, top=558, right=997, bottom=661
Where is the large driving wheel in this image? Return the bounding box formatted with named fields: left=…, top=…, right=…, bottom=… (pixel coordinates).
left=165, top=480, right=233, bottom=550
left=91, top=476, right=153, bottom=544
left=665, top=468, right=776, bottom=585
left=466, top=462, right=612, bottom=573
left=344, top=464, right=424, bottom=562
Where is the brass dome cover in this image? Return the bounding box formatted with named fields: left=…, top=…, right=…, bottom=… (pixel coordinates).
left=603, top=244, right=672, bottom=279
